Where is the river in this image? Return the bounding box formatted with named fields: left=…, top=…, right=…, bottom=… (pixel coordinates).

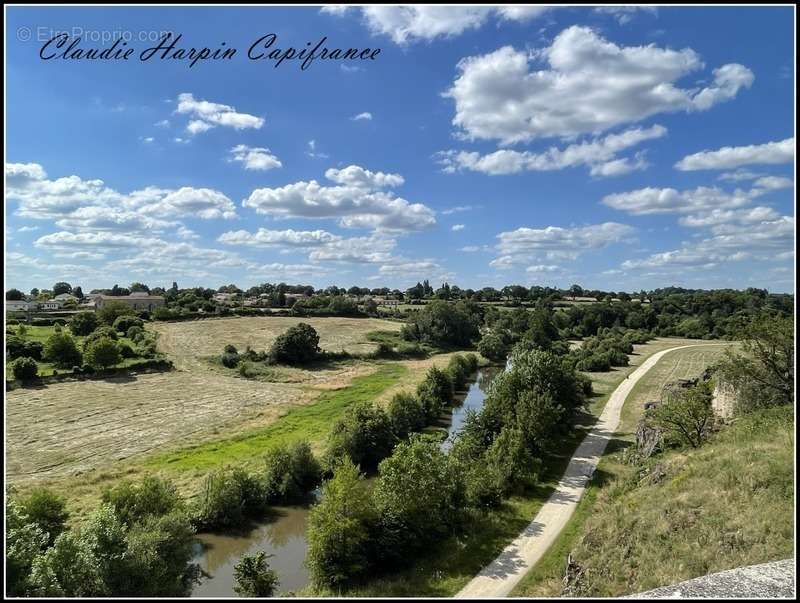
left=190, top=365, right=501, bottom=597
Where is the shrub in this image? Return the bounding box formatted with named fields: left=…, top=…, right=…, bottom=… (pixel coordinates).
left=118, top=342, right=137, bottom=359
left=43, top=332, right=82, bottom=368
left=27, top=531, right=108, bottom=597
left=84, top=337, right=121, bottom=369
left=126, top=325, right=144, bottom=340
left=262, top=441, right=321, bottom=503
left=373, top=435, right=464, bottom=560
left=325, top=402, right=396, bottom=473
left=387, top=392, right=426, bottom=439
left=6, top=499, right=49, bottom=596
left=650, top=381, right=715, bottom=448
left=447, top=354, right=473, bottom=390
left=84, top=325, right=119, bottom=347
left=137, top=339, right=158, bottom=358
left=68, top=312, right=98, bottom=336
left=224, top=344, right=238, bottom=354
left=306, top=458, right=376, bottom=589
left=102, top=475, right=182, bottom=526
left=195, top=467, right=265, bottom=529
left=416, top=366, right=454, bottom=421
left=221, top=351, right=240, bottom=368
left=152, top=306, right=176, bottom=321
left=112, top=315, right=143, bottom=334
left=234, top=551, right=278, bottom=597
left=81, top=364, right=95, bottom=374
left=401, top=300, right=480, bottom=347
left=269, top=323, right=320, bottom=365
left=20, top=488, right=69, bottom=547
left=396, top=342, right=427, bottom=358
left=10, top=356, right=39, bottom=381
left=97, top=301, right=135, bottom=326
left=478, top=332, right=509, bottom=363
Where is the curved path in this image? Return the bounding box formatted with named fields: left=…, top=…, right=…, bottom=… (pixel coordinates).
left=456, top=344, right=718, bottom=598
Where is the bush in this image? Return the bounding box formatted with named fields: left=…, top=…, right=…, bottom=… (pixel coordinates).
left=10, top=356, right=39, bottom=381
left=447, top=354, right=474, bottom=390
left=224, top=344, right=238, bottom=354
left=43, top=332, right=82, bottom=368
left=97, top=300, right=135, bottom=326
left=20, top=488, right=69, bottom=547
left=262, top=441, right=321, bottom=503
left=118, top=342, right=137, bottom=359
left=6, top=336, right=44, bottom=361
left=68, top=312, right=98, bottom=336
left=84, top=325, right=119, bottom=347
left=234, top=551, right=278, bottom=597
left=325, top=402, right=396, bottom=473
left=387, top=392, right=426, bottom=439
left=269, top=323, right=320, bottom=365
left=27, top=531, right=107, bottom=597
left=102, top=475, right=183, bottom=526
left=81, top=364, right=95, bottom=374
left=113, top=315, right=143, bottom=334
left=221, top=351, right=240, bottom=368
left=416, top=366, right=454, bottom=421
left=401, top=300, right=480, bottom=348
left=373, top=435, right=464, bottom=560
left=195, top=467, right=265, bottom=529
left=396, top=342, right=427, bottom=358
left=126, top=325, right=145, bottom=340
left=306, top=458, right=376, bottom=589
left=478, top=332, right=509, bottom=363
left=6, top=499, right=49, bottom=596
left=650, top=381, right=715, bottom=448
left=84, top=337, right=121, bottom=369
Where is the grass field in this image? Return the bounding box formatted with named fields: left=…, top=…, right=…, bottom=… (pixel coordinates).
left=509, top=343, right=794, bottom=598
left=314, top=338, right=711, bottom=597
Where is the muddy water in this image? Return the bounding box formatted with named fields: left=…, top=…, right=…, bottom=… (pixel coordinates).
left=190, top=368, right=499, bottom=597
left=440, top=366, right=501, bottom=451
left=190, top=506, right=311, bottom=597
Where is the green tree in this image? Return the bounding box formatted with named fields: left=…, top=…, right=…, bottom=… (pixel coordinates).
left=306, top=458, right=376, bottom=589
left=52, top=282, right=73, bottom=296
left=262, top=441, right=321, bottom=503
left=386, top=392, right=426, bottom=439
left=84, top=337, right=121, bottom=369
left=651, top=381, right=714, bottom=448
left=97, top=300, right=135, bottom=326
left=6, top=288, right=24, bottom=300
left=20, top=488, right=69, bottom=547
left=325, top=402, right=396, bottom=473
left=28, top=531, right=108, bottom=596
left=477, top=332, right=509, bottom=363
left=43, top=332, right=83, bottom=368
left=10, top=356, right=39, bottom=381
left=233, top=551, right=278, bottom=597
left=6, top=499, right=49, bottom=596
left=269, top=323, right=320, bottom=364
left=68, top=311, right=99, bottom=336
left=102, top=475, right=182, bottom=526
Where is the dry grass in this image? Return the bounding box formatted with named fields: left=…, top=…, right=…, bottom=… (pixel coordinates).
left=152, top=316, right=401, bottom=370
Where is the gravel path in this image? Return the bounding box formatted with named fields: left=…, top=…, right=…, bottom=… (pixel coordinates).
left=455, top=345, right=715, bottom=598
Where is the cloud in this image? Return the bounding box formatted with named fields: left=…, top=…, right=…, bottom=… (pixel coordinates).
left=602, top=178, right=792, bottom=215
left=675, top=137, right=795, bottom=171
left=445, top=26, right=753, bottom=144
left=451, top=224, right=465, bottom=231
left=130, top=187, right=237, bottom=220
left=436, top=125, right=665, bottom=177
left=229, top=145, right=282, bottom=171
left=593, top=6, right=657, bottom=25
left=322, top=6, right=552, bottom=45
left=351, top=112, right=373, bottom=121
left=16, top=225, right=39, bottom=232
left=678, top=206, right=781, bottom=230
left=175, top=92, right=264, bottom=134
left=154, top=119, right=170, bottom=128
left=35, top=231, right=162, bottom=250
left=306, top=139, right=329, bottom=159
left=242, top=165, right=435, bottom=232
left=441, top=205, right=475, bottom=215
left=526, top=264, right=561, bottom=273
left=492, top=222, right=635, bottom=268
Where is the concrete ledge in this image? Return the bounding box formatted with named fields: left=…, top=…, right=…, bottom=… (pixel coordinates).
left=627, top=559, right=795, bottom=599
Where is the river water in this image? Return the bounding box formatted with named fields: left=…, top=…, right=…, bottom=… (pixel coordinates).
left=190, top=366, right=500, bottom=597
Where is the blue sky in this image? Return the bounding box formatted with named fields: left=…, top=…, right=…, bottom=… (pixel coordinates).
left=5, top=5, right=795, bottom=293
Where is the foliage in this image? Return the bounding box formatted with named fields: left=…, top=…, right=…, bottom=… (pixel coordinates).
left=401, top=300, right=481, bottom=347
left=446, top=353, right=475, bottom=390
left=262, top=441, right=321, bottom=503
left=306, top=458, right=377, bottom=589
left=325, top=402, right=396, bottom=473
left=43, top=331, right=83, bottom=368
left=102, top=475, right=183, bottom=526
left=6, top=336, right=44, bottom=361
left=68, top=311, right=99, bottom=336
left=478, top=331, right=510, bottom=363
left=269, top=323, right=321, bottom=365
left=10, top=356, right=39, bottom=380
left=113, top=315, right=144, bottom=334
left=650, top=381, right=715, bottom=448
left=27, top=531, right=108, bottom=597
left=234, top=551, right=279, bottom=597
left=195, top=467, right=265, bottom=529
left=84, top=337, right=122, bottom=369
left=6, top=499, right=49, bottom=596
left=97, top=300, right=135, bottom=326
left=386, top=392, right=426, bottom=439
left=20, top=488, right=69, bottom=547
left=416, top=365, right=455, bottom=421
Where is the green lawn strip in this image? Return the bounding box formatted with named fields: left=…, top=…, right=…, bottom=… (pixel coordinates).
left=145, top=363, right=409, bottom=473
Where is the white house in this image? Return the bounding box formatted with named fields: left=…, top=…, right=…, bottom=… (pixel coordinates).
left=53, top=293, right=78, bottom=302
left=5, top=300, right=38, bottom=312
left=40, top=299, right=65, bottom=311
